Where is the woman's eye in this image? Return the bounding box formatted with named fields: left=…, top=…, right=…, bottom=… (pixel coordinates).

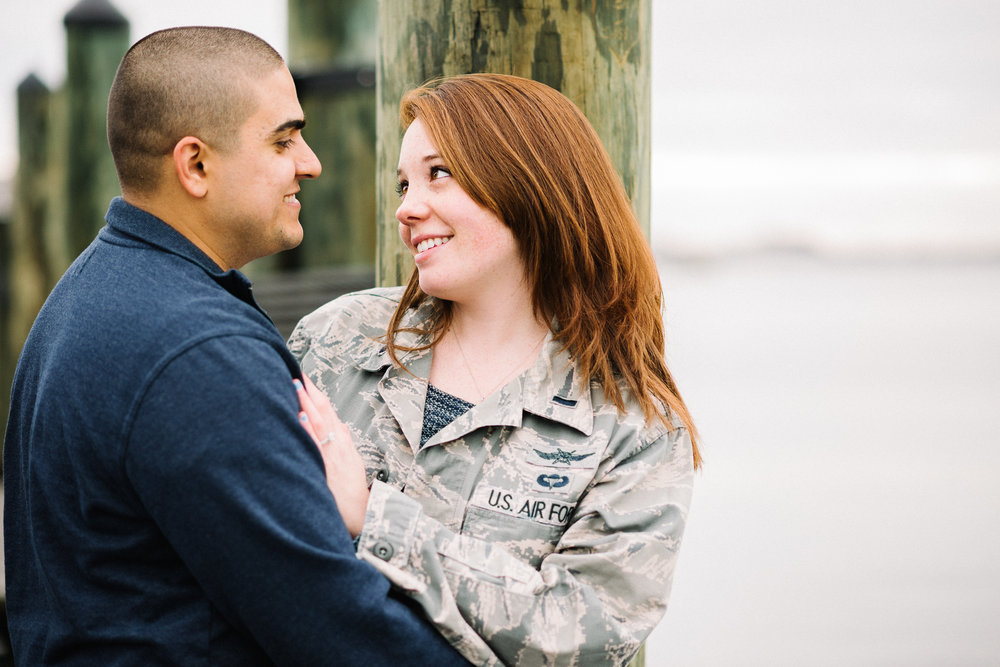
left=395, top=181, right=408, bottom=198
left=430, top=166, right=451, bottom=180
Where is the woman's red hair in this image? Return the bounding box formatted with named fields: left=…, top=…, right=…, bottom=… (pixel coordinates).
left=386, top=73, right=700, bottom=468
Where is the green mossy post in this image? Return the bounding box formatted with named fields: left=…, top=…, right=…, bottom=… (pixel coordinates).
left=375, top=3, right=651, bottom=665
left=4, top=74, right=53, bottom=472
left=63, top=0, right=129, bottom=258
left=282, top=0, right=377, bottom=272
left=8, top=76, right=51, bottom=365
left=375, top=0, right=652, bottom=288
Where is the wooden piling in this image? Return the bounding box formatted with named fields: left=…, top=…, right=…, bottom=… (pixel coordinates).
left=281, top=0, right=378, bottom=272
left=375, top=0, right=651, bottom=287
left=375, top=4, right=651, bottom=664
left=62, top=0, right=129, bottom=258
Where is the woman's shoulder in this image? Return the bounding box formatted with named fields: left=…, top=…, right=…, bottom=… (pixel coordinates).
left=589, top=377, right=686, bottom=451
left=288, top=286, right=404, bottom=356
left=299, top=286, right=403, bottom=330
left=321, top=285, right=406, bottom=313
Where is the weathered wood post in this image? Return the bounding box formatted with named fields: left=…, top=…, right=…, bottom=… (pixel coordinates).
left=4, top=74, right=54, bottom=451
left=284, top=0, right=378, bottom=271
left=376, top=3, right=651, bottom=665
left=63, top=0, right=129, bottom=258
left=0, top=205, right=9, bottom=460
left=376, top=0, right=651, bottom=287
left=8, top=75, right=51, bottom=352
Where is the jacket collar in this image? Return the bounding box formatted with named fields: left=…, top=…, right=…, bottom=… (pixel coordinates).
left=354, top=297, right=594, bottom=450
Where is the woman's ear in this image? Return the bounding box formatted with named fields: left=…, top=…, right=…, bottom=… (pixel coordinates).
left=172, top=136, right=209, bottom=198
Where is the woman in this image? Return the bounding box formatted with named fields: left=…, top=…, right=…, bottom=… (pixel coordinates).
left=291, top=73, right=701, bottom=666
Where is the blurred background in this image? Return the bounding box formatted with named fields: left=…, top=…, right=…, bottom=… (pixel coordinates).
left=649, top=3, right=1000, bottom=665
left=2, top=1, right=998, bottom=665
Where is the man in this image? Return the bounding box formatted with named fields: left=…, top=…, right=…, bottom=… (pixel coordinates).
left=3, top=27, right=468, bottom=666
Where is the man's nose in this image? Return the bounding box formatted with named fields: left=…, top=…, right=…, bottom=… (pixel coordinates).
left=296, top=140, right=322, bottom=179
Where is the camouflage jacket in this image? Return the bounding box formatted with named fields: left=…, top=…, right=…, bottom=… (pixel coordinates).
left=288, top=287, right=694, bottom=666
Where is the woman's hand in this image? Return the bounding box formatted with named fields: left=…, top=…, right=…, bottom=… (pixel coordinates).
left=294, top=376, right=370, bottom=537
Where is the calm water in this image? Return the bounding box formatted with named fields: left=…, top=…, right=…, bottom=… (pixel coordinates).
left=645, top=253, right=1000, bottom=666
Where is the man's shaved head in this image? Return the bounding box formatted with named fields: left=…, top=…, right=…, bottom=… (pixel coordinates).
left=107, top=26, right=285, bottom=194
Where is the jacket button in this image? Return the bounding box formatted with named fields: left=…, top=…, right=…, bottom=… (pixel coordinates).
left=372, top=541, right=394, bottom=561
left=375, top=468, right=389, bottom=482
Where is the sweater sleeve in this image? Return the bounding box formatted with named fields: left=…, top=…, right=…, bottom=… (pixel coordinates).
left=124, top=333, right=470, bottom=666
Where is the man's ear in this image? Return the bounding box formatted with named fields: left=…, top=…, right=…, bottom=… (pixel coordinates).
left=173, top=136, right=209, bottom=198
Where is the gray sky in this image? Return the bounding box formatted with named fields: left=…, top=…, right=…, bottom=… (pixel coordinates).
left=653, top=0, right=1000, bottom=153
left=649, top=0, right=1000, bottom=254
left=4, top=0, right=999, bottom=253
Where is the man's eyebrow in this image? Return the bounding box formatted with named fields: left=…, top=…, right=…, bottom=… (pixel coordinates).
left=269, top=119, right=306, bottom=137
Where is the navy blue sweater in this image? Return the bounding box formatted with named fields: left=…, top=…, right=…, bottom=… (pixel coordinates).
left=3, top=199, right=468, bottom=666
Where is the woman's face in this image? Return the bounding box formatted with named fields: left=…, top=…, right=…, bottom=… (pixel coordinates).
left=395, top=118, right=528, bottom=304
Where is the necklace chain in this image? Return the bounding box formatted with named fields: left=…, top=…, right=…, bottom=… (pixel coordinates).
left=452, top=325, right=547, bottom=403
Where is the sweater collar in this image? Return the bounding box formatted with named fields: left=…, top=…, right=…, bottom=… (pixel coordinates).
left=103, top=197, right=258, bottom=308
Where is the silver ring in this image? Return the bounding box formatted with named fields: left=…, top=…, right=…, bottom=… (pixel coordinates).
left=318, top=431, right=335, bottom=445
